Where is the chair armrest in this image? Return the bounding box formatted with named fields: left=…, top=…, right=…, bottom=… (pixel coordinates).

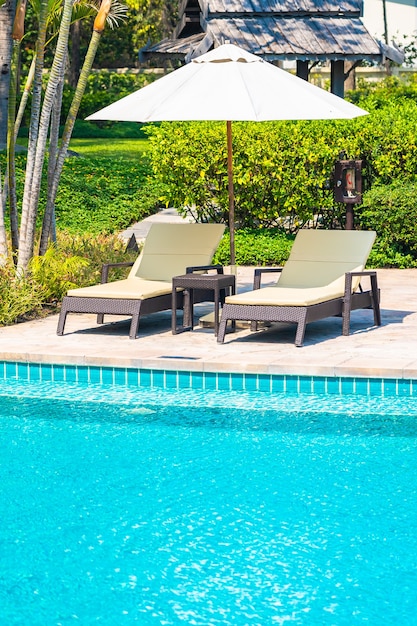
left=101, top=261, right=134, bottom=284
left=344, top=270, right=378, bottom=294
left=253, top=267, right=283, bottom=290
left=348, top=270, right=378, bottom=278
left=186, top=264, right=224, bottom=274
left=342, top=270, right=381, bottom=335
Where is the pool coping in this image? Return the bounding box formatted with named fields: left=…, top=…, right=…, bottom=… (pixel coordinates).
left=1, top=350, right=417, bottom=382
left=1, top=359, right=417, bottom=397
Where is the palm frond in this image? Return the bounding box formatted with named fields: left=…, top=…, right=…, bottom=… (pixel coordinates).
left=28, top=0, right=127, bottom=42
left=87, top=0, right=128, bottom=28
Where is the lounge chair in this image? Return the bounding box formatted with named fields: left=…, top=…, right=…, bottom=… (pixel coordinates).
left=217, top=229, right=381, bottom=347
left=57, top=222, right=225, bottom=338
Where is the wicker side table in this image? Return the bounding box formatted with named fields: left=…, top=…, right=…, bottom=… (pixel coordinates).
left=172, top=272, right=236, bottom=336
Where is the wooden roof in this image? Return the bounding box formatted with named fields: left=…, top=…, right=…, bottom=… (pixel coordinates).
left=204, top=16, right=381, bottom=61
left=141, top=0, right=401, bottom=65
left=200, top=0, right=363, bottom=16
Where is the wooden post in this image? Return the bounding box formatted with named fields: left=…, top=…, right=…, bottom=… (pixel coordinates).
left=345, top=205, right=354, bottom=230
left=296, top=60, right=309, bottom=81
left=330, top=60, right=345, bottom=98
left=226, top=120, right=235, bottom=266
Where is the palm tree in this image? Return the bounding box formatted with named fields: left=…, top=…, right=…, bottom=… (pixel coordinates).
left=17, top=0, right=76, bottom=270
left=0, top=0, right=16, bottom=261
left=0, top=0, right=126, bottom=270
left=39, top=0, right=126, bottom=254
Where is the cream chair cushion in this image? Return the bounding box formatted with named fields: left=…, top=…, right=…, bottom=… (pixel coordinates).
left=67, top=223, right=225, bottom=300
left=225, top=230, right=376, bottom=307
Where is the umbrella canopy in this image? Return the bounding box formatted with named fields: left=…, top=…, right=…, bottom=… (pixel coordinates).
left=87, top=44, right=368, bottom=263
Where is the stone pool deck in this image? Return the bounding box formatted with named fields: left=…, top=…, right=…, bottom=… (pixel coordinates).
left=0, top=267, right=416, bottom=380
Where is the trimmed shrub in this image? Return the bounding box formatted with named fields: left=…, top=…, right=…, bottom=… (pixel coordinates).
left=146, top=120, right=342, bottom=229
left=145, top=91, right=417, bottom=237
left=357, top=181, right=417, bottom=268
left=213, top=228, right=295, bottom=266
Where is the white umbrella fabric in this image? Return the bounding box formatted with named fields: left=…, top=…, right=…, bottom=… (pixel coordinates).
left=87, top=44, right=368, bottom=264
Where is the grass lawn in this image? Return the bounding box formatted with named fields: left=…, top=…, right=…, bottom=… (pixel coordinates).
left=14, top=138, right=149, bottom=160
left=68, top=138, right=149, bottom=159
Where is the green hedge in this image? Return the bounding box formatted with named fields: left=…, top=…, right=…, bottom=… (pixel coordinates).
left=145, top=94, right=417, bottom=230
left=213, top=228, right=295, bottom=266
left=358, top=181, right=417, bottom=268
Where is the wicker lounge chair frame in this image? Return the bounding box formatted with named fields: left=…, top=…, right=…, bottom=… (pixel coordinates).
left=217, top=230, right=381, bottom=347
left=57, top=223, right=225, bottom=339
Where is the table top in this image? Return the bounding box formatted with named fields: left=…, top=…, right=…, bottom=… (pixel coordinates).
left=173, top=273, right=236, bottom=287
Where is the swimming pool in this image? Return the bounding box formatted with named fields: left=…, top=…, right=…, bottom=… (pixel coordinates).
left=1, top=363, right=417, bottom=625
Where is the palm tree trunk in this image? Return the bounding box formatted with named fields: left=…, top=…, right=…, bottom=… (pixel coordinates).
left=17, top=0, right=74, bottom=271
left=0, top=0, right=16, bottom=262
left=0, top=0, right=16, bottom=146
left=39, top=0, right=113, bottom=255
left=18, top=0, right=48, bottom=250
left=69, top=20, right=81, bottom=88
left=0, top=168, right=8, bottom=262
left=7, top=39, right=20, bottom=253
left=39, top=69, right=65, bottom=251
left=14, top=54, right=35, bottom=139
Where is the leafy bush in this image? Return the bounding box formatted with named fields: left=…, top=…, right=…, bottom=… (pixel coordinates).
left=0, top=263, right=45, bottom=325
left=53, top=231, right=138, bottom=286
left=213, top=228, right=295, bottom=266
left=347, top=75, right=417, bottom=108
left=357, top=181, right=417, bottom=268
left=145, top=101, right=417, bottom=232
left=0, top=233, right=138, bottom=326
left=146, top=120, right=341, bottom=229
left=29, top=247, right=90, bottom=302
left=341, top=98, right=417, bottom=188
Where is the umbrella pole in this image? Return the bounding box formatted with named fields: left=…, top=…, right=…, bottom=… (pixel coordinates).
left=226, top=120, right=236, bottom=267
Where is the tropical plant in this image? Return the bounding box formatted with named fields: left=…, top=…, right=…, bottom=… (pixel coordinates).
left=0, top=231, right=137, bottom=325
left=0, top=259, right=45, bottom=324
left=29, top=244, right=90, bottom=300
left=0, top=0, right=127, bottom=272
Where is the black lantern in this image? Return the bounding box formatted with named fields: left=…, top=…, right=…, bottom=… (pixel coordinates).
left=334, top=158, right=363, bottom=205
left=334, top=157, right=363, bottom=230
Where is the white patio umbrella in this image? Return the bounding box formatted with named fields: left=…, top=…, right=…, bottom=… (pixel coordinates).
left=87, top=44, right=368, bottom=264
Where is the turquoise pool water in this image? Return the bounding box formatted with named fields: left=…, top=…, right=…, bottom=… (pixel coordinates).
left=1, top=365, right=417, bottom=625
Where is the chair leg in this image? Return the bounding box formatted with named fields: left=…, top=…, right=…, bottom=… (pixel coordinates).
left=57, top=298, right=69, bottom=336
left=370, top=274, right=382, bottom=326
left=342, top=274, right=353, bottom=336
left=217, top=310, right=229, bottom=343
left=97, top=313, right=104, bottom=324
left=294, top=317, right=307, bottom=347
left=183, top=289, right=193, bottom=328
left=129, top=304, right=142, bottom=339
